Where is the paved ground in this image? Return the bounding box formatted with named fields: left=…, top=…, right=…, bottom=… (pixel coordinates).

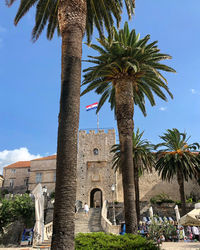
left=0, top=248, right=33, bottom=250
left=162, top=242, right=200, bottom=250
left=0, top=242, right=200, bottom=250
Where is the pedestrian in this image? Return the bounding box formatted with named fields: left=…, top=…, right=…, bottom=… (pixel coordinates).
left=179, top=226, right=185, bottom=240
left=84, top=202, right=89, bottom=215
left=192, top=226, right=200, bottom=241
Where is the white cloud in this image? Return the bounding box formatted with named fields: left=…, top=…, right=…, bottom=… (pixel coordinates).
left=0, top=147, right=41, bottom=174
left=190, top=88, right=197, bottom=94
left=159, top=107, right=167, bottom=111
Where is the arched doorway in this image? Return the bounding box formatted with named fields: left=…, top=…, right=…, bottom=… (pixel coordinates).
left=90, top=188, right=102, bottom=208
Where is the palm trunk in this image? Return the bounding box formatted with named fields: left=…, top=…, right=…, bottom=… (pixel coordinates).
left=134, top=161, right=140, bottom=225
left=51, top=1, right=86, bottom=249
left=177, top=169, right=186, bottom=216
left=115, top=79, right=137, bottom=234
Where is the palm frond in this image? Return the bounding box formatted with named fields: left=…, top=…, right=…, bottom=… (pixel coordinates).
left=82, top=22, right=175, bottom=115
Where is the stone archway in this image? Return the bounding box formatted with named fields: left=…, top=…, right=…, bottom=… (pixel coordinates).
left=90, top=188, right=103, bottom=208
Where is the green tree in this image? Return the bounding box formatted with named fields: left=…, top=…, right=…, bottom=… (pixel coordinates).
left=111, top=129, right=155, bottom=225
left=12, top=194, right=35, bottom=227
left=6, top=0, right=135, bottom=248
left=0, top=194, right=34, bottom=234
left=0, top=199, right=13, bottom=235
left=155, top=128, right=200, bottom=215
left=82, top=22, right=175, bottom=232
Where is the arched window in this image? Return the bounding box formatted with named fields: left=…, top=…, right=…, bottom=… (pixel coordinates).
left=93, top=148, right=99, bottom=155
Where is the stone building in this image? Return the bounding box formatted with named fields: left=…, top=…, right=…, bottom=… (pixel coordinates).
left=3, top=161, right=30, bottom=193
left=28, top=155, right=56, bottom=193
left=2, top=129, right=200, bottom=202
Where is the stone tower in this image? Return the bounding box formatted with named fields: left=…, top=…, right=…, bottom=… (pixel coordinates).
left=76, top=129, right=117, bottom=207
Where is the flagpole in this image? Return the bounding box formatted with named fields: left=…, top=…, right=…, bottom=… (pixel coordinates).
left=97, top=112, right=99, bottom=131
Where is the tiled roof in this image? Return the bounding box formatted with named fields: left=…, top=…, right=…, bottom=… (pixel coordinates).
left=4, top=161, right=30, bottom=169
left=32, top=155, right=56, bottom=161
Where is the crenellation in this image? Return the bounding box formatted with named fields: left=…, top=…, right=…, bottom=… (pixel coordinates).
left=89, top=130, right=95, bottom=134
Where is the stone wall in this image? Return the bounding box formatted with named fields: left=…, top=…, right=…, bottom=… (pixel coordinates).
left=28, top=159, right=56, bottom=193
left=3, top=167, right=29, bottom=193
left=116, top=169, right=200, bottom=202
left=107, top=202, right=196, bottom=224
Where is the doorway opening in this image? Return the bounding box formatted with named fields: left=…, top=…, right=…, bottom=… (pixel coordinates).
left=90, top=188, right=102, bottom=208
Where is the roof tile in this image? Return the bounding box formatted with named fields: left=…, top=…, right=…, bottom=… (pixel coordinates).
left=4, top=161, right=30, bottom=169
left=32, top=155, right=56, bottom=161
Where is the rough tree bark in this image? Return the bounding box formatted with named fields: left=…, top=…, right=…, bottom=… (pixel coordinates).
left=177, top=168, right=186, bottom=216
left=134, top=162, right=140, bottom=225
left=51, top=0, right=86, bottom=249
left=115, top=78, right=137, bottom=234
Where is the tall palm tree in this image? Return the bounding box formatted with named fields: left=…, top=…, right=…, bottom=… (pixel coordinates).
left=6, top=0, right=135, bottom=248
left=155, top=128, right=200, bottom=215
left=111, top=129, right=155, bottom=225
left=82, top=22, right=175, bottom=233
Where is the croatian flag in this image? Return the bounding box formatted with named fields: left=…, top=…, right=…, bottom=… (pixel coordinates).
left=86, top=102, right=98, bottom=111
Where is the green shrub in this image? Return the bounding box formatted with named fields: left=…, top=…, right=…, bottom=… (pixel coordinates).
left=75, top=232, right=159, bottom=250
left=150, top=193, right=174, bottom=205
left=186, top=198, right=193, bottom=203
left=175, top=200, right=181, bottom=205
left=50, top=191, right=55, bottom=199
left=148, top=218, right=177, bottom=243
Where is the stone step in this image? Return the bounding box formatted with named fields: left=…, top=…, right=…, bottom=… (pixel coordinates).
left=74, top=208, right=103, bottom=234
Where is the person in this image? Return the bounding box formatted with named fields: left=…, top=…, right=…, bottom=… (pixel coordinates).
left=160, top=234, right=165, bottom=242
left=192, top=226, right=200, bottom=241
left=179, top=226, right=185, bottom=240
left=84, top=203, right=89, bottom=215
left=120, top=222, right=126, bottom=235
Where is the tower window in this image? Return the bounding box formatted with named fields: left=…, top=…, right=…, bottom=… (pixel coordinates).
left=93, top=148, right=99, bottom=155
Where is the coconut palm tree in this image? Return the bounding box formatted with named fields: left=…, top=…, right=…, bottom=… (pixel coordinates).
left=111, top=129, right=155, bottom=225
left=6, top=0, right=135, bottom=248
left=82, top=22, right=175, bottom=233
left=155, top=128, right=200, bottom=215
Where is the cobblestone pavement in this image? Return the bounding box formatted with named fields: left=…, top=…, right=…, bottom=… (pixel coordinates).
left=162, top=242, right=200, bottom=250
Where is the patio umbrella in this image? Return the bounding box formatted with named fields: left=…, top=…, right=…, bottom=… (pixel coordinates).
left=174, top=205, right=180, bottom=224
left=179, top=203, right=200, bottom=226
left=149, top=206, right=153, bottom=218
left=32, top=183, right=44, bottom=245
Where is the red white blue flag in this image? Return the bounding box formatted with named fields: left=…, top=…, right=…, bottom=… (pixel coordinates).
left=86, top=102, right=98, bottom=111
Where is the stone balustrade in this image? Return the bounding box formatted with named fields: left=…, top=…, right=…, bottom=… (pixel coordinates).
left=44, top=222, right=53, bottom=241
left=101, top=200, right=120, bottom=234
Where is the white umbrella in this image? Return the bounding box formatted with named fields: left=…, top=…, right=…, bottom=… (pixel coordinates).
left=149, top=206, right=153, bottom=218
left=174, top=205, right=180, bottom=224
left=32, top=184, right=44, bottom=245
left=179, top=203, right=200, bottom=226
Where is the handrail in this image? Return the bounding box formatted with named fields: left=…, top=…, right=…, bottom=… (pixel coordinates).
left=101, top=200, right=120, bottom=234
left=44, top=222, right=53, bottom=241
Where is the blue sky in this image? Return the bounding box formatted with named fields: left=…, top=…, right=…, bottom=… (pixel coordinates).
left=0, top=0, right=200, bottom=172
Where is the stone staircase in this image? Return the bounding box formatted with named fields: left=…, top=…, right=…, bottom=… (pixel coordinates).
left=34, top=208, right=103, bottom=249
left=75, top=208, right=103, bottom=234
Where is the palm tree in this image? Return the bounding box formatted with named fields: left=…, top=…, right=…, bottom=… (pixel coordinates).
left=6, top=0, right=135, bottom=248
left=155, top=128, right=200, bottom=215
left=111, top=129, right=155, bottom=225
left=82, top=22, right=175, bottom=233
